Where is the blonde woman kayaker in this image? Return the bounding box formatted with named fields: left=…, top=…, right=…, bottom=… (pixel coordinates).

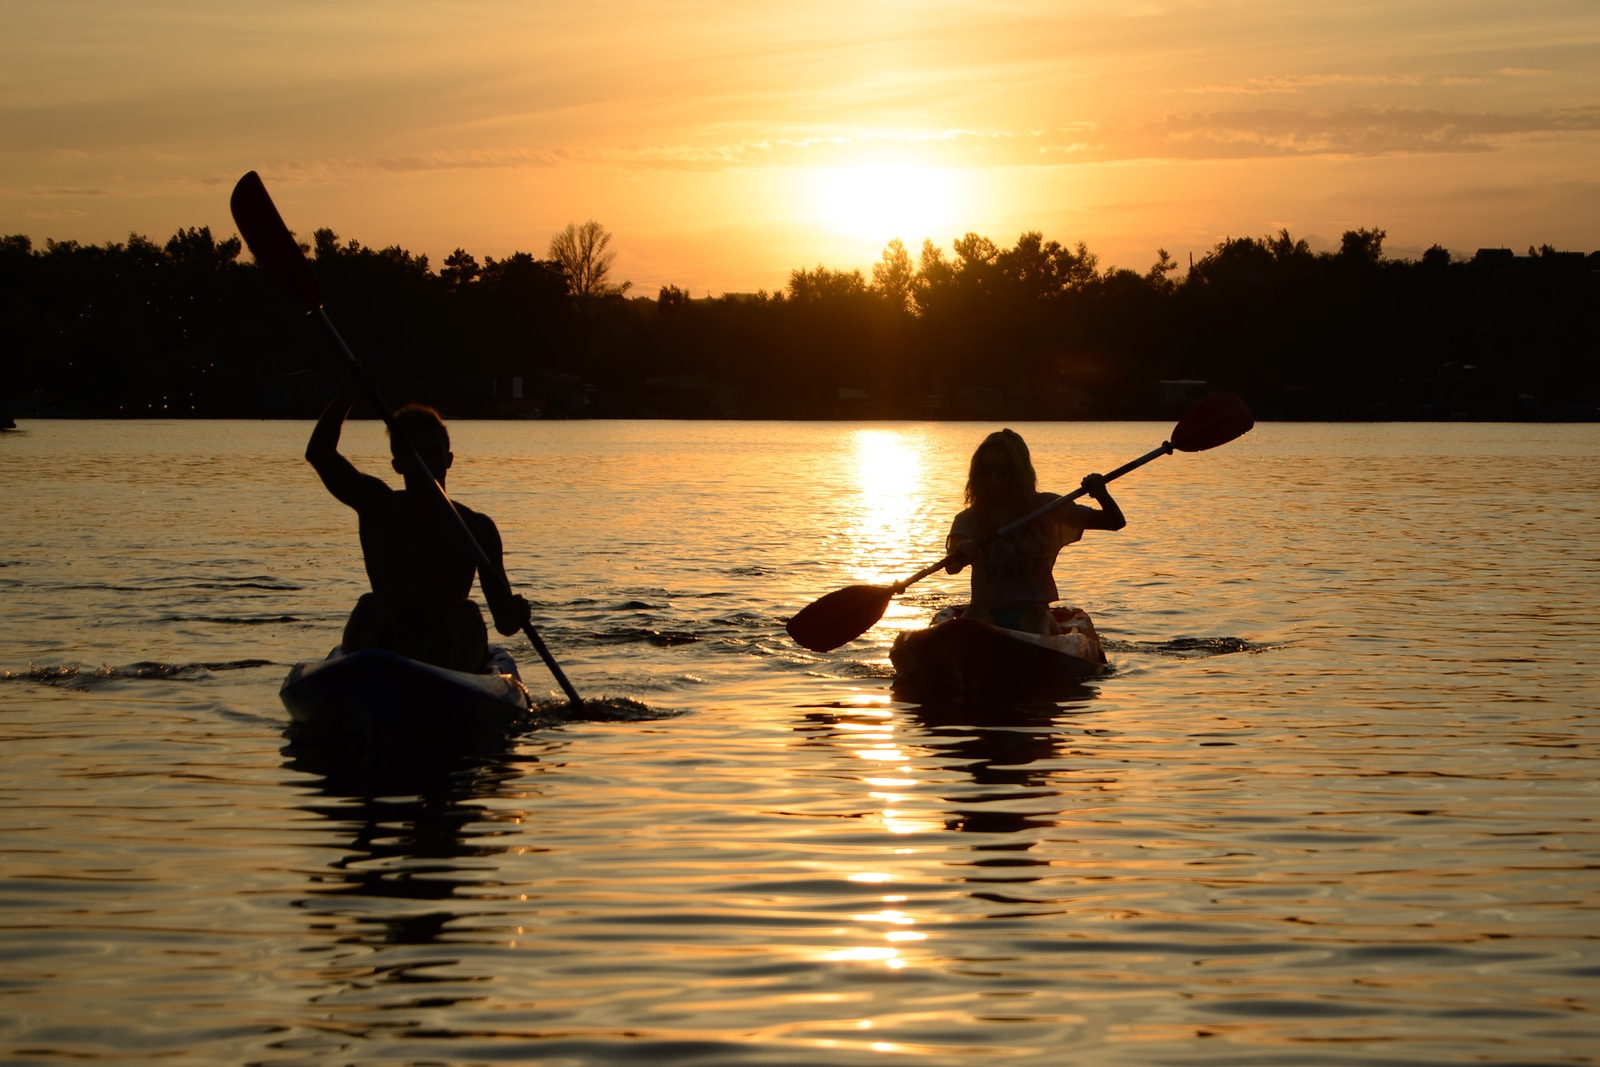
left=306, top=387, right=529, bottom=673
left=945, top=428, right=1125, bottom=636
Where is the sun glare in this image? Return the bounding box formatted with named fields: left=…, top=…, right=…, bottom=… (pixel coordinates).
left=846, top=429, right=943, bottom=621
left=812, top=165, right=964, bottom=243
left=849, top=429, right=926, bottom=573
left=853, top=429, right=922, bottom=502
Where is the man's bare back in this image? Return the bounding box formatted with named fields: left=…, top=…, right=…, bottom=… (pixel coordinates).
left=306, top=389, right=527, bottom=671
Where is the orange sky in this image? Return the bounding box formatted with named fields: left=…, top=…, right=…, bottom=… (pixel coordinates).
left=3, top=1, right=1596, bottom=295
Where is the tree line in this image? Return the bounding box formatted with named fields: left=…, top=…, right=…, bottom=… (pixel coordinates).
left=3, top=223, right=1595, bottom=421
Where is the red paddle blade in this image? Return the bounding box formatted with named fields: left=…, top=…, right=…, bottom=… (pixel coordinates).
left=229, top=171, right=323, bottom=313
left=1171, top=392, right=1254, bottom=452
left=786, top=585, right=894, bottom=652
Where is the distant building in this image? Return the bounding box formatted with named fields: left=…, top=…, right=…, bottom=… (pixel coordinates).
left=1473, top=247, right=1597, bottom=274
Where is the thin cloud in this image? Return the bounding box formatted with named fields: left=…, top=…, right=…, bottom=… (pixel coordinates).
left=264, top=105, right=1599, bottom=188
left=1181, top=66, right=1555, bottom=98
left=26, top=188, right=113, bottom=197
left=1185, top=73, right=1428, bottom=95
left=582, top=110, right=1599, bottom=169
left=236, top=152, right=559, bottom=185
left=1140, top=106, right=1600, bottom=159
left=574, top=127, right=1105, bottom=171
left=368, top=147, right=564, bottom=173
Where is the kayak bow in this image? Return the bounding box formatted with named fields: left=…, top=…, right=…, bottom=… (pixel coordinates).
left=280, top=646, right=532, bottom=753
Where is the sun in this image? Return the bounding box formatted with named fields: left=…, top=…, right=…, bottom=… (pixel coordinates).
left=812, top=165, right=964, bottom=244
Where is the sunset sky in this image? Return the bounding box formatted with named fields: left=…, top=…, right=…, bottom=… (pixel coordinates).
left=3, top=1, right=1596, bottom=295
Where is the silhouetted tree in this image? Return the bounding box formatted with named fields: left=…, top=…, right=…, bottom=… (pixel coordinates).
left=787, top=264, right=867, bottom=303
left=871, top=238, right=915, bottom=313
left=548, top=220, right=630, bottom=298
left=912, top=238, right=954, bottom=314
left=1339, top=227, right=1386, bottom=265
left=472, top=251, right=571, bottom=379
left=441, top=248, right=481, bottom=289
left=994, top=232, right=1098, bottom=298
left=1147, top=248, right=1179, bottom=293
left=1270, top=228, right=1312, bottom=263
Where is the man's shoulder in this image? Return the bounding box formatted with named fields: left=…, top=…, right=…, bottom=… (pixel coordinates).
left=340, top=470, right=393, bottom=511
left=455, top=500, right=501, bottom=538
left=453, top=498, right=494, bottom=522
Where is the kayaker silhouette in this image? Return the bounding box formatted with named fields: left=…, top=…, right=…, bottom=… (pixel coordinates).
left=306, top=387, right=531, bottom=672
left=944, top=428, right=1125, bottom=637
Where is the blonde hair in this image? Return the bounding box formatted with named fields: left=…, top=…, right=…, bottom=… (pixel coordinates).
left=964, top=428, right=1037, bottom=507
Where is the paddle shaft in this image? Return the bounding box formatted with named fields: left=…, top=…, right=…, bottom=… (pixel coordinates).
left=890, top=439, right=1173, bottom=594
left=310, top=309, right=586, bottom=712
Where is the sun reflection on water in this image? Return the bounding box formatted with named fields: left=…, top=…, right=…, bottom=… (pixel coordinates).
left=809, top=702, right=952, bottom=972
left=846, top=428, right=928, bottom=584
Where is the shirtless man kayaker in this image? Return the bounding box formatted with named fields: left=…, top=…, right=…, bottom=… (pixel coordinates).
left=306, top=387, right=530, bottom=672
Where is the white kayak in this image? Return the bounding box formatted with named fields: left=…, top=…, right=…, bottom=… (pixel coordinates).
left=280, top=645, right=532, bottom=752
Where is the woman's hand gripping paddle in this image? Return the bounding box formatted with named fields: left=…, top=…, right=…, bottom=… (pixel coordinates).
left=784, top=392, right=1255, bottom=652
left=229, top=171, right=586, bottom=713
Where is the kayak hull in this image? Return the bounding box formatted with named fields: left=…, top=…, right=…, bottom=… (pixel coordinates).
left=280, top=646, right=532, bottom=755
left=889, top=605, right=1107, bottom=703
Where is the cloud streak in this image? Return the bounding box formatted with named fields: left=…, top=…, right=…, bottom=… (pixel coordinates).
left=27, top=103, right=1584, bottom=206
left=1133, top=105, right=1600, bottom=159
left=406, top=106, right=1598, bottom=176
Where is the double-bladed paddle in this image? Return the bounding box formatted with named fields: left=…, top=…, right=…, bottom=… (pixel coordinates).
left=785, top=392, right=1255, bottom=652
left=229, top=170, right=585, bottom=712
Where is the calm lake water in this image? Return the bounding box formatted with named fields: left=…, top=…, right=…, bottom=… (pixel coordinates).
left=2, top=418, right=1597, bottom=1065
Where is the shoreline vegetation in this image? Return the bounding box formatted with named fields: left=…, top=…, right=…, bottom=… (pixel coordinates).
left=3, top=227, right=1596, bottom=422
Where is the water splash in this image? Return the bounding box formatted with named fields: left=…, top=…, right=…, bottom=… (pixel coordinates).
left=3, top=659, right=275, bottom=686
left=530, top=695, right=680, bottom=725
left=1103, top=635, right=1268, bottom=658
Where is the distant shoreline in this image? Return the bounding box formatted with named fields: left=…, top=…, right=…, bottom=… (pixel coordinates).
left=8, top=228, right=1596, bottom=425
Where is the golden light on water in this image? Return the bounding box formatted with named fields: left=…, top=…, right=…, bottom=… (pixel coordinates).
left=846, top=428, right=930, bottom=585
left=852, top=909, right=915, bottom=925
left=880, top=810, right=943, bottom=835
left=809, top=702, right=946, bottom=971
left=823, top=947, right=902, bottom=965
left=851, top=428, right=923, bottom=510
